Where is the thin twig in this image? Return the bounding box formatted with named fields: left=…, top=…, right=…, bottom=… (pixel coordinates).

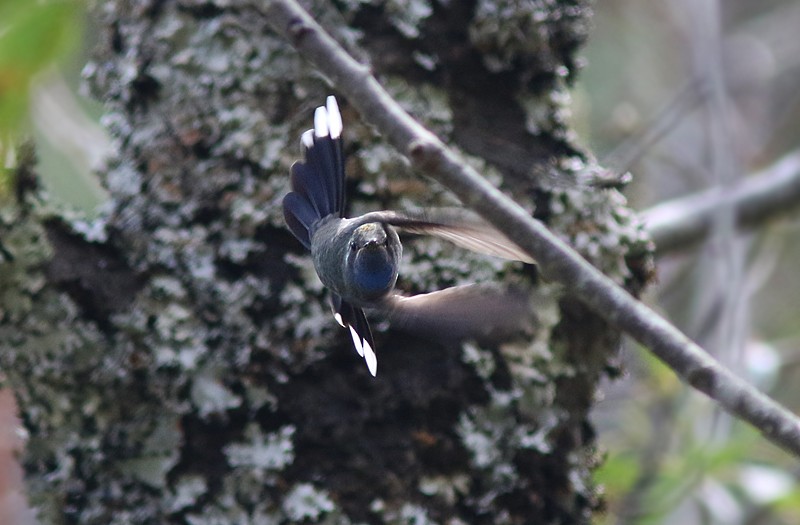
left=264, top=0, right=800, bottom=457
left=602, top=77, right=703, bottom=174
left=643, top=150, right=800, bottom=254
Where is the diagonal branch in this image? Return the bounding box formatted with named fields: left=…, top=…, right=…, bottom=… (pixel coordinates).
left=644, top=150, right=800, bottom=254
left=263, top=0, right=800, bottom=457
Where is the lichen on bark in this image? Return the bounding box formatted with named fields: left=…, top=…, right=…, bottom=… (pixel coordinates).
left=0, top=1, right=653, bottom=524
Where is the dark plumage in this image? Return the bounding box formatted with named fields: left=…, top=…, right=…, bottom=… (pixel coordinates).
left=283, top=96, right=533, bottom=376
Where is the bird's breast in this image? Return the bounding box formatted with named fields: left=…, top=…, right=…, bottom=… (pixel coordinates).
left=351, top=247, right=398, bottom=300
left=310, top=218, right=401, bottom=305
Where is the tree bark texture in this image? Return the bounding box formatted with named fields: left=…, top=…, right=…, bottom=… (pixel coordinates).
left=0, top=1, right=653, bottom=524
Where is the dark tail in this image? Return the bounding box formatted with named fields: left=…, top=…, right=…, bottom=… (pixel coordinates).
left=283, top=96, right=346, bottom=248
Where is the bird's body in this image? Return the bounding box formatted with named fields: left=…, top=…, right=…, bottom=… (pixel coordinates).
left=283, top=96, right=533, bottom=376
left=311, top=216, right=401, bottom=306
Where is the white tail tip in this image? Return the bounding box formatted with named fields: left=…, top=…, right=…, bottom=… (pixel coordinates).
left=348, top=325, right=365, bottom=357
left=326, top=96, right=342, bottom=139
left=314, top=106, right=328, bottom=138
left=363, top=341, right=377, bottom=377
left=300, top=129, right=314, bottom=149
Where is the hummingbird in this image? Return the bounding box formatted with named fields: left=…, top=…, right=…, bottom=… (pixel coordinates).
left=282, top=96, right=534, bottom=376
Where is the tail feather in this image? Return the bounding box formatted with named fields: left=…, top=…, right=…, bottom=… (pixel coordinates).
left=282, top=192, right=316, bottom=249
left=331, top=293, right=377, bottom=376
left=304, top=133, right=339, bottom=219
left=290, top=161, right=330, bottom=220
left=283, top=96, right=347, bottom=248
left=325, top=96, right=346, bottom=213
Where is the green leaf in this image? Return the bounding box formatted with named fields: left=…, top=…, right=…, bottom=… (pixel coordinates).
left=0, top=0, right=84, bottom=135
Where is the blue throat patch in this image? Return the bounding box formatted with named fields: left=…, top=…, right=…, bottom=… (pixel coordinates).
left=354, top=250, right=394, bottom=295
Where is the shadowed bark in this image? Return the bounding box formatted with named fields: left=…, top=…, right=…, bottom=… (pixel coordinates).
left=0, top=1, right=652, bottom=523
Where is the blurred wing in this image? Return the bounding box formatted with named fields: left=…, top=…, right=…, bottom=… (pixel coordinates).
left=283, top=96, right=346, bottom=247
left=360, top=208, right=535, bottom=264
left=331, top=294, right=378, bottom=377
left=381, top=283, right=533, bottom=343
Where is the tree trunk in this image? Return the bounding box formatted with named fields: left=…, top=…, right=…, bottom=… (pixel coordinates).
left=0, top=1, right=652, bottom=523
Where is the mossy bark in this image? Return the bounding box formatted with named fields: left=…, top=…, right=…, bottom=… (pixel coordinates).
left=0, top=1, right=652, bottom=524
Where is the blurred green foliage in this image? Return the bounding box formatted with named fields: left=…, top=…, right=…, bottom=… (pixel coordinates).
left=0, top=0, right=84, bottom=198
left=0, top=0, right=82, bottom=133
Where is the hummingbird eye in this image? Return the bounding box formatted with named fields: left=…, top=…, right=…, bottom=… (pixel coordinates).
left=349, top=240, right=358, bottom=251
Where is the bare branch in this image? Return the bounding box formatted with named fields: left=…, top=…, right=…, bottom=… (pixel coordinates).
left=264, top=0, right=800, bottom=456
left=644, top=150, right=800, bottom=254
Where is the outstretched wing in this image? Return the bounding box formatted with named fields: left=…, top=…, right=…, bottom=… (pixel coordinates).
left=381, top=283, right=533, bottom=343
left=282, top=96, right=346, bottom=248
left=331, top=294, right=378, bottom=376
left=359, top=208, right=535, bottom=264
